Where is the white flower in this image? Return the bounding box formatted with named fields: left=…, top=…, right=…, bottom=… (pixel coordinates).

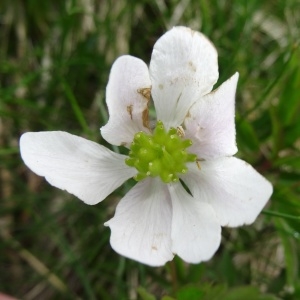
left=20, top=26, right=273, bottom=267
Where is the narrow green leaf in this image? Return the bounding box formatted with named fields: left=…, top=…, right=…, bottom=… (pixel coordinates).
left=236, top=117, right=260, bottom=152
left=275, top=219, right=298, bottom=292
left=61, top=80, right=92, bottom=137
left=263, top=210, right=300, bottom=221
left=137, top=286, right=156, bottom=300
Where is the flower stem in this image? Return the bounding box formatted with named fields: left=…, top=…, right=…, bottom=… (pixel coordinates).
left=168, top=260, right=178, bottom=294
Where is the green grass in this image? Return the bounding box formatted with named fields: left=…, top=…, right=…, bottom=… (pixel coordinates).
left=1, top=0, right=300, bottom=299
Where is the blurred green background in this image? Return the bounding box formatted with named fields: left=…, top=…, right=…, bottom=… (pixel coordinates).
left=1, top=0, right=300, bottom=299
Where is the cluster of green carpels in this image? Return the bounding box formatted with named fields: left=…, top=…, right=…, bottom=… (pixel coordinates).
left=126, top=121, right=197, bottom=183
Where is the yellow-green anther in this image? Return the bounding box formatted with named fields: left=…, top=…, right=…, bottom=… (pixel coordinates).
left=126, top=120, right=197, bottom=183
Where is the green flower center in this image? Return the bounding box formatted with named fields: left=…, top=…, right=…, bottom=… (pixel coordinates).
left=125, top=121, right=197, bottom=183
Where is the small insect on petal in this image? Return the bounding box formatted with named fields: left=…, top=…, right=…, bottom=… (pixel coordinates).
left=177, top=126, right=185, bottom=138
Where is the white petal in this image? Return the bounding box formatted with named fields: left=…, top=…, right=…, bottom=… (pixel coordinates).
left=101, top=55, right=151, bottom=147
left=20, top=131, right=136, bottom=205
left=149, top=26, right=219, bottom=129
left=169, top=182, right=221, bottom=263
left=182, top=157, right=273, bottom=227
left=105, top=178, right=173, bottom=266
left=185, top=73, right=239, bottom=159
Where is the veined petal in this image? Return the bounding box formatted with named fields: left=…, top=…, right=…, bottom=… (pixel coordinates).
left=182, top=157, right=273, bottom=227
left=184, top=73, right=239, bottom=160
left=20, top=131, right=136, bottom=205
left=101, top=55, right=151, bottom=147
left=169, top=182, right=221, bottom=263
left=149, top=26, right=218, bottom=130
left=105, top=178, right=173, bottom=266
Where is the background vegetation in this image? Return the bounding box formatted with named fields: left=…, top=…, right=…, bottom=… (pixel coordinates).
left=1, top=0, right=300, bottom=299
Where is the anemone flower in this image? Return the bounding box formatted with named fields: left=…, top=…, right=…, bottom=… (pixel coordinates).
left=20, top=26, right=273, bottom=267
